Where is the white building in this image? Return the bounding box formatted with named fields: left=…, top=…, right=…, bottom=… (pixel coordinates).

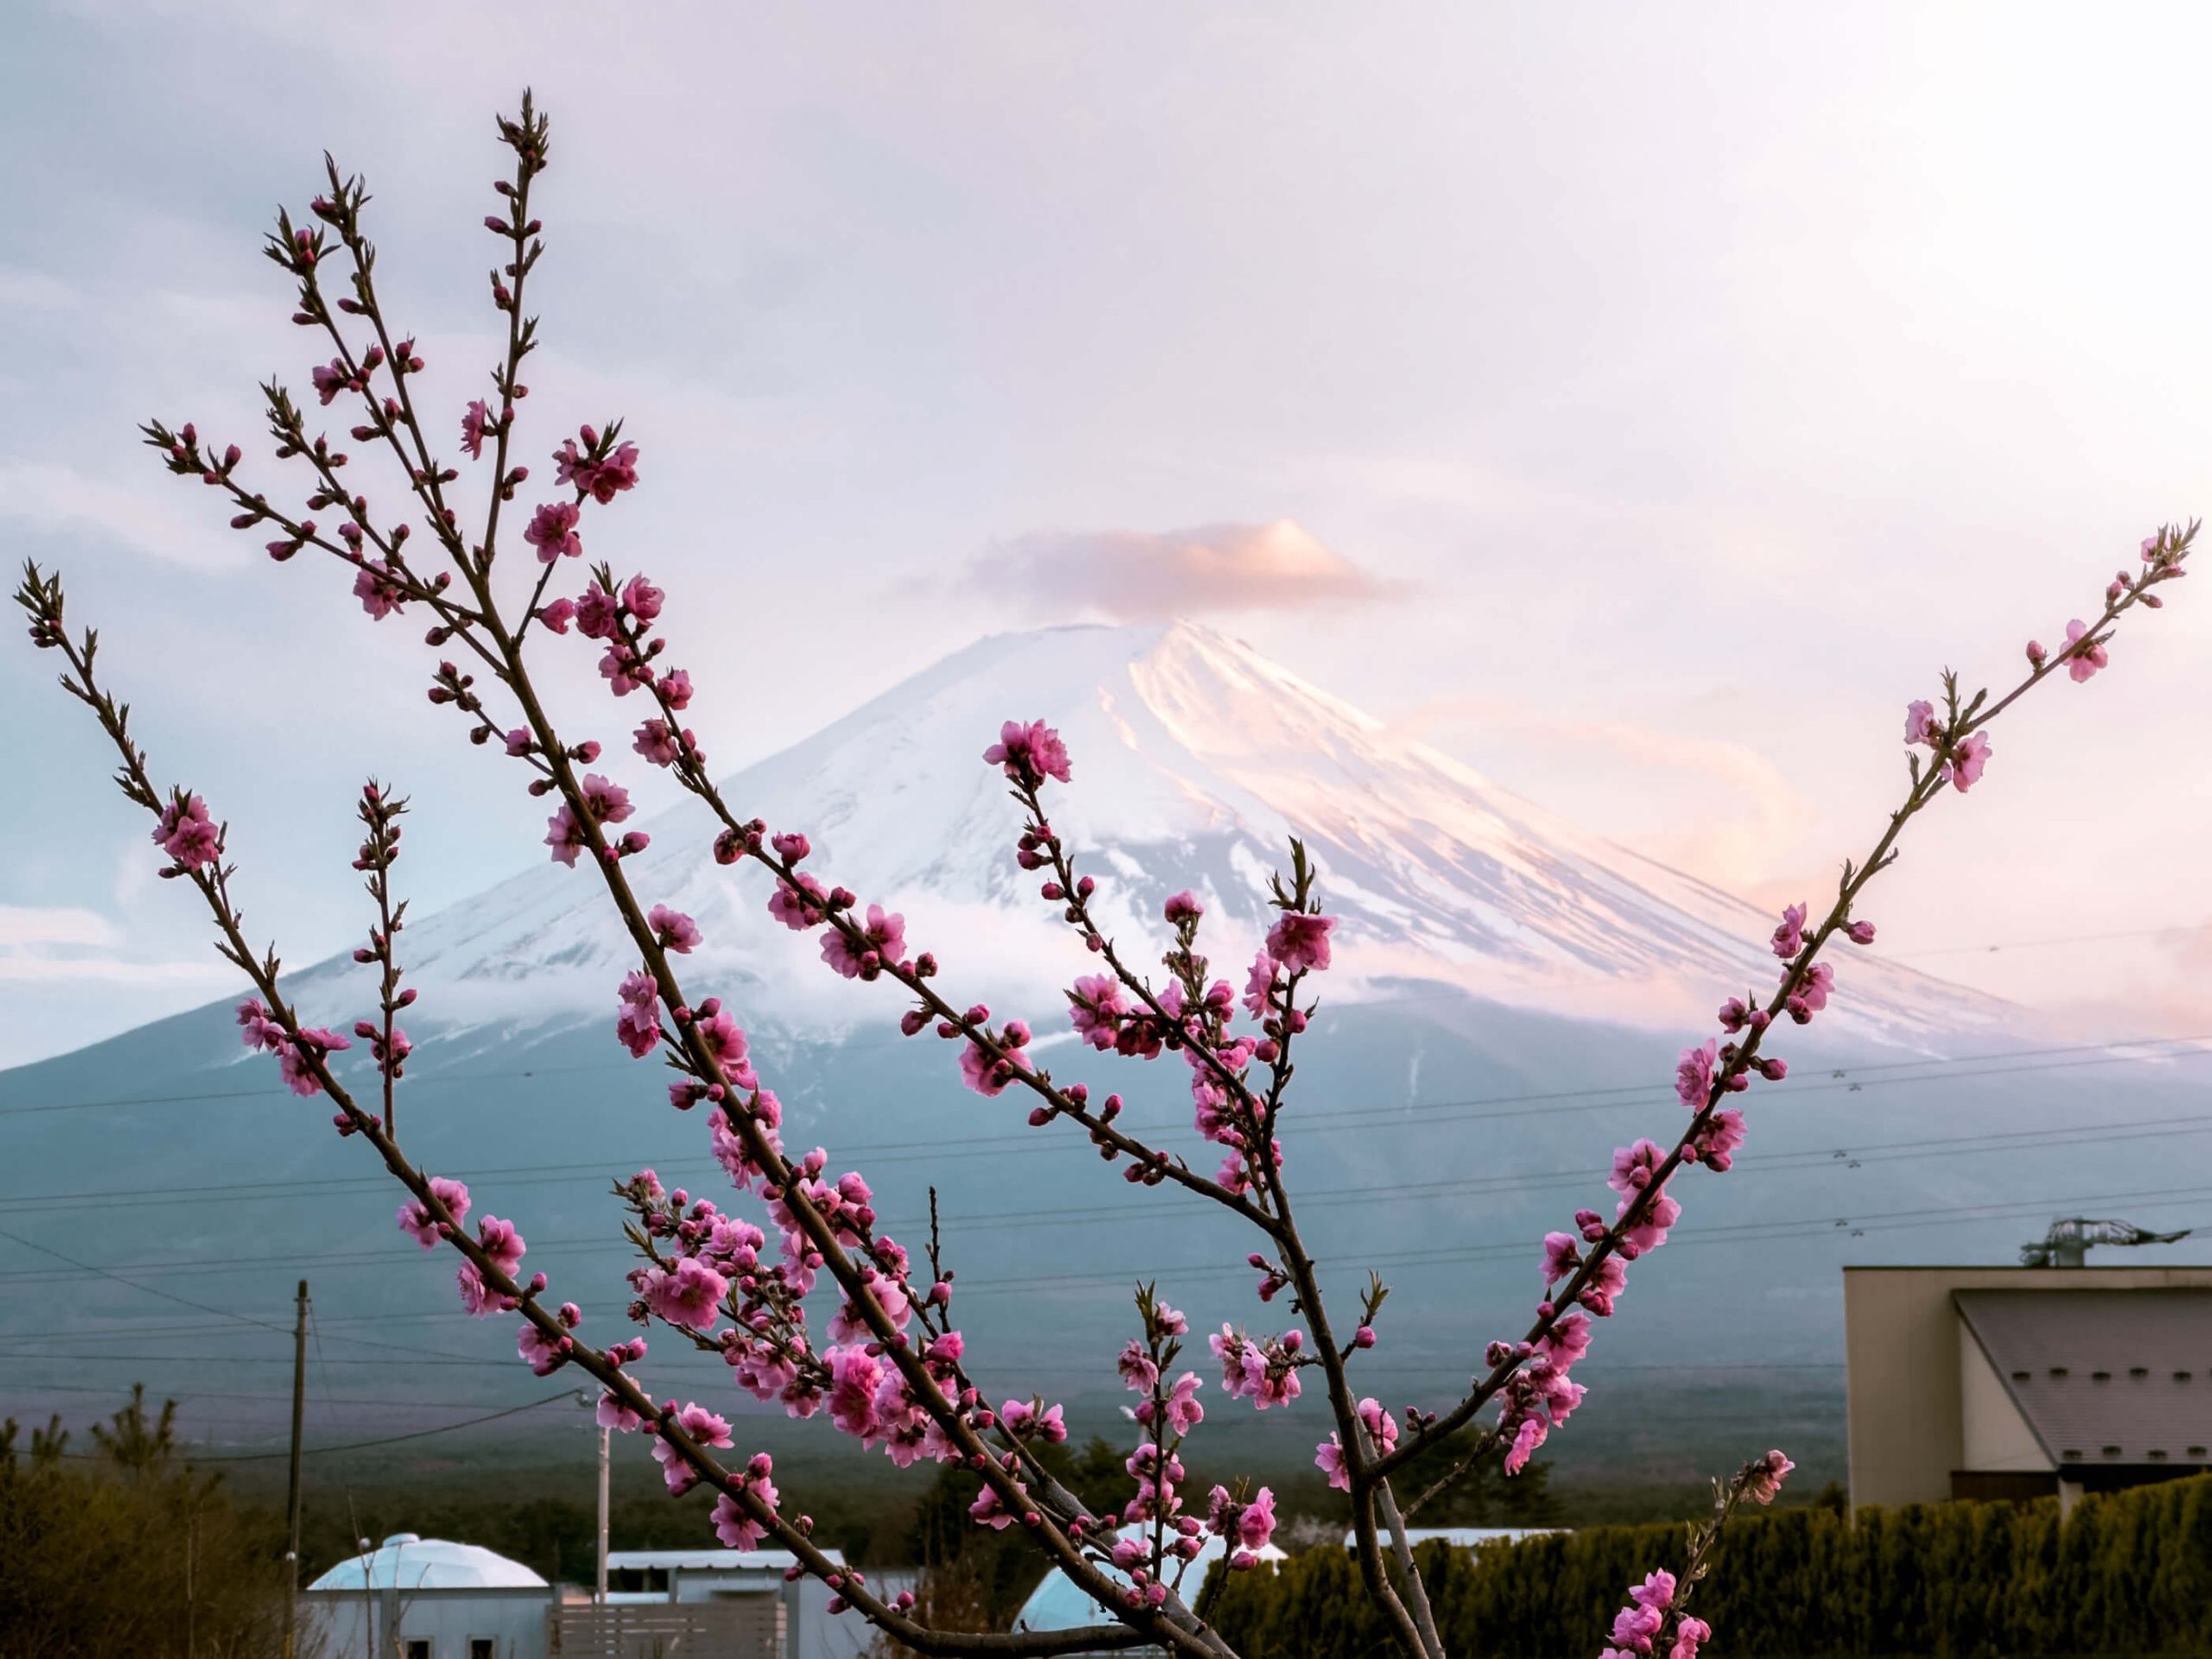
left=302, top=1534, right=552, bottom=1659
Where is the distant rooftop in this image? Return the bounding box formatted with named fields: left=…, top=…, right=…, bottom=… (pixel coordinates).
left=603, top=1548, right=841, bottom=1572
left=1956, top=1287, right=2212, bottom=1466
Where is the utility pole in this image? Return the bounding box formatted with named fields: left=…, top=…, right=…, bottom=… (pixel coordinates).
left=283, top=1279, right=309, bottom=1659
left=596, top=1422, right=611, bottom=1605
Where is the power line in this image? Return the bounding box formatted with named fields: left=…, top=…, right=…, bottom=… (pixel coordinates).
left=3, top=1022, right=2202, bottom=1131
left=6, top=1032, right=2207, bottom=1223
left=6, top=1178, right=2205, bottom=1371
left=8, top=1096, right=2212, bottom=1300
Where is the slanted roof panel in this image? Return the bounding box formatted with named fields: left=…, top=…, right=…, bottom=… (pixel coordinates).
left=1955, top=1288, right=2212, bottom=1469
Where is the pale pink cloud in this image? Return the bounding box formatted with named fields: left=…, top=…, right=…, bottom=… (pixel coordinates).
left=973, top=518, right=1398, bottom=620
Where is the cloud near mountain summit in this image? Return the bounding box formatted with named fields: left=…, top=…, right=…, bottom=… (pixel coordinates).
left=971, top=518, right=1398, bottom=620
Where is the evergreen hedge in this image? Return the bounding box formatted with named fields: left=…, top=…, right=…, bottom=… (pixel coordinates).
left=1202, top=1476, right=2212, bottom=1657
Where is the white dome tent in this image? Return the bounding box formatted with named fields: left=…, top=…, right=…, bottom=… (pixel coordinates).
left=307, top=1533, right=551, bottom=1593
left=300, top=1533, right=554, bottom=1658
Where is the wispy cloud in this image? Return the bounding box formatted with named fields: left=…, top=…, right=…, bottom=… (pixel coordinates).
left=971, top=519, right=1399, bottom=621
left=0, top=458, right=240, bottom=570
left=0, top=905, right=118, bottom=949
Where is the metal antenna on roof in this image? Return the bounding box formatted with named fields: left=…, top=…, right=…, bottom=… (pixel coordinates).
left=2021, top=1217, right=2194, bottom=1268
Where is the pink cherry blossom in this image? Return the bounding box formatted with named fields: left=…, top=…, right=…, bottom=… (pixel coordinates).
left=621, top=572, right=662, bottom=620
left=461, top=399, right=491, bottom=460
left=1504, top=1415, right=1547, bottom=1475
left=524, top=499, right=582, bottom=563
left=767, top=873, right=829, bottom=931
left=1265, top=912, right=1335, bottom=976
left=633, top=720, right=683, bottom=766
left=1118, top=1340, right=1159, bottom=1394
left=1903, top=699, right=1937, bottom=746
left=352, top=561, right=406, bottom=620
left=821, top=905, right=906, bottom=979
left=649, top=905, right=702, bottom=953
left=544, top=802, right=588, bottom=867
left=653, top=1402, right=732, bottom=1495
left=580, top=773, right=633, bottom=824
left=397, top=1177, right=472, bottom=1249
left=1315, top=1434, right=1351, bottom=1491
left=712, top=1479, right=777, bottom=1552
left=958, top=1037, right=1032, bottom=1097
left=518, top=1321, right=565, bottom=1376
left=1946, top=729, right=1992, bottom=792
left=1069, top=973, right=1128, bottom=1049
left=643, top=1256, right=729, bottom=1331
left=982, top=718, right=1072, bottom=786
left=236, top=998, right=285, bottom=1052
left=1243, top=950, right=1281, bottom=1019
left=1164, top=1372, right=1205, bottom=1434
left=1674, top=1039, right=1717, bottom=1110
left=154, top=795, right=221, bottom=869
left=1164, top=890, right=1204, bottom=925
left=476, top=1215, right=526, bottom=1277
left=1541, top=1231, right=1580, bottom=1286
left=2064, top=618, right=2108, bottom=682
left=1741, top=1447, right=1794, bottom=1504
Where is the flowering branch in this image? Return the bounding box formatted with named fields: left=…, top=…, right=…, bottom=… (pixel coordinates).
left=19, top=86, right=2196, bottom=1659
left=1596, top=1450, right=1793, bottom=1659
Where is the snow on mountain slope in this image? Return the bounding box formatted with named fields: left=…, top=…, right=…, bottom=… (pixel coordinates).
left=323, top=620, right=2002, bottom=1046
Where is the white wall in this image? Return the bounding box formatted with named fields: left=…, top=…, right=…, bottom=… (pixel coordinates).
left=301, top=1586, right=551, bottom=1659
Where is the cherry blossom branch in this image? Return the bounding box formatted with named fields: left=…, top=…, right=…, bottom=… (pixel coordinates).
left=12, top=563, right=1179, bottom=1659
left=1595, top=1451, right=1793, bottom=1659
left=1367, top=522, right=2196, bottom=1491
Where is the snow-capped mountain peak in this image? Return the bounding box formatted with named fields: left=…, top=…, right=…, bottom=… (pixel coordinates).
left=355, top=619, right=1993, bottom=1045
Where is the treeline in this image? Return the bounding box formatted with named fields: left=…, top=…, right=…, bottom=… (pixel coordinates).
left=1202, top=1475, right=2212, bottom=1658
left=0, top=1388, right=298, bottom=1659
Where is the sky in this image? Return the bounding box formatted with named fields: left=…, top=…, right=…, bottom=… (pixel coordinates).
left=3, top=2, right=2209, bottom=1068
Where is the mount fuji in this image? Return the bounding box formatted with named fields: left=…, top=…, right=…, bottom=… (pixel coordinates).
left=3, top=620, right=2206, bottom=1484
left=285, top=618, right=2002, bottom=1045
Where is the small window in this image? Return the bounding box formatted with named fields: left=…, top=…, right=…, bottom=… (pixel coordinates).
left=2091, top=1370, right=2112, bottom=1382
left=2011, top=1370, right=2031, bottom=1382
left=2049, top=1367, right=2069, bottom=1378
left=2101, top=1445, right=2123, bottom=1458
left=405, top=1643, right=431, bottom=1659
left=2177, top=1371, right=2195, bottom=1382
left=2129, top=1366, right=2149, bottom=1378
left=2063, top=1449, right=2083, bottom=1461
left=2189, top=1446, right=2209, bottom=1459
left=471, top=1642, right=496, bottom=1659
left=2149, top=1449, right=2169, bottom=1461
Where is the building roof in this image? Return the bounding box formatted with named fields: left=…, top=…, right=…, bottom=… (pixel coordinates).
left=1336, top=1527, right=1558, bottom=1550
left=1015, top=1526, right=1285, bottom=1639
left=603, top=1548, right=842, bottom=1571
left=306, top=1534, right=548, bottom=1592
left=1955, top=1287, right=2212, bottom=1468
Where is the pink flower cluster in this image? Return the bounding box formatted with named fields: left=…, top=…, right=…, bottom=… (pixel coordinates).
left=1904, top=699, right=1992, bottom=794
left=236, top=997, right=353, bottom=1100
left=554, top=424, right=640, bottom=503
left=1315, top=1395, right=1398, bottom=1491
left=154, top=794, right=221, bottom=870
left=1211, top=1325, right=1304, bottom=1411
left=982, top=718, right=1072, bottom=787
left=1599, top=1569, right=1700, bottom=1659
